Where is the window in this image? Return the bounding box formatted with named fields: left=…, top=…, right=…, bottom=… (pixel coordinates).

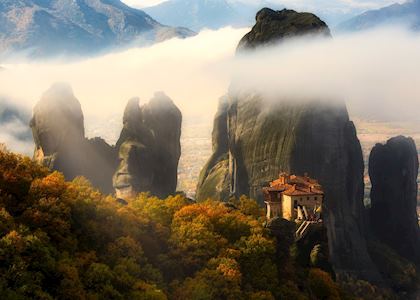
left=294, top=200, right=298, bottom=209
left=315, top=197, right=318, bottom=201
left=307, top=197, right=309, bottom=200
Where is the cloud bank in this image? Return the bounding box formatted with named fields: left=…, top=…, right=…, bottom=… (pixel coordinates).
left=0, top=27, right=245, bottom=120
left=231, top=27, right=420, bottom=120
left=1, top=26, right=420, bottom=154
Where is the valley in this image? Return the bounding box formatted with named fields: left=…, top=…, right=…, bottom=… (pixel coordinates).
left=86, top=114, right=420, bottom=204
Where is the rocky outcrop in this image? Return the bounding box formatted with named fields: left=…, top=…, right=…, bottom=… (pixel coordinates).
left=195, top=97, right=230, bottom=201
left=113, top=92, right=182, bottom=199
left=197, top=8, right=381, bottom=282
left=369, top=136, right=420, bottom=265
left=30, top=83, right=117, bottom=194
left=31, top=84, right=181, bottom=199
left=84, top=137, right=117, bottom=194
left=144, top=92, right=182, bottom=197
left=31, top=83, right=87, bottom=177
left=237, top=8, right=331, bottom=51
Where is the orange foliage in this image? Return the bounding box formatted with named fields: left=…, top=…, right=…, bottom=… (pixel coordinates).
left=0, top=148, right=351, bottom=299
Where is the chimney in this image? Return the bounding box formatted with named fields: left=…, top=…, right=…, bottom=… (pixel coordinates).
left=279, top=172, right=288, bottom=184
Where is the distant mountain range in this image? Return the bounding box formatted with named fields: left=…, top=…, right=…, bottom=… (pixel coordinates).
left=143, top=0, right=284, bottom=31
left=141, top=0, right=405, bottom=31
left=0, top=0, right=407, bottom=58
left=0, top=0, right=194, bottom=58
left=337, top=0, right=420, bottom=32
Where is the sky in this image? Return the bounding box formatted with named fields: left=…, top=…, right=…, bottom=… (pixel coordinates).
left=122, top=0, right=405, bottom=27
left=123, top=0, right=163, bottom=7
left=122, top=0, right=402, bottom=10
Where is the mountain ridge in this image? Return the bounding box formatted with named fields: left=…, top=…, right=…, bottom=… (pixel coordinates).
left=143, top=0, right=284, bottom=31
left=337, top=0, right=420, bottom=32
left=0, top=0, right=194, bottom=58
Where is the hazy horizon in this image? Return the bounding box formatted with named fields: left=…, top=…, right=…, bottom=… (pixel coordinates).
left=123, top=0, right=402, bottom=10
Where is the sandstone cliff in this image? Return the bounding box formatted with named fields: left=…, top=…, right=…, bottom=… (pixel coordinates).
left=31, top=83, right=85, bottom=174
left=30, top=83, right=117, bottom=194
left=196, top=8, right=381, bottom=281
left=195, top=97, right=230, bottom=201
left=369, top=136, right=420, bottom=265
left=114, top=92, right=182, bottom=199
left=31, top=84, right=181, bottom=199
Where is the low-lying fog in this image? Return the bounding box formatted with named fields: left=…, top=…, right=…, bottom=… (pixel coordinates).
left=1, top=26, right=420, bottom=194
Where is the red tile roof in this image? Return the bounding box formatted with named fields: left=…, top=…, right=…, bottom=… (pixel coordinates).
left=263, top=173, right=324, bottom=196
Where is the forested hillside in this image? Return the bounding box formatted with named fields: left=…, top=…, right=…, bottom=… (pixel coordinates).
left=0, top=148, right=404, bottom=299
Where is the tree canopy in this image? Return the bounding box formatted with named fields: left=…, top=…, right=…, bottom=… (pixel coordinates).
left=0, top=149, right=405, bottom=299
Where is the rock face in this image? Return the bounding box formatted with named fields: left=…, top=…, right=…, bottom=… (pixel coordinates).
left=30, top=83, right=117, bottom=193
left=195, top=97, right=230, bottom=201
left=113, top=92, right=182, bottom=200
left=31, top=83, right=87, bottom=178
left=369, top=136, right=420, bottom=265
left=237, top=8, right=331, bottom=50
left=197, top=8, right=381, bottom=281
left=31, top=84, right=181, bottom=199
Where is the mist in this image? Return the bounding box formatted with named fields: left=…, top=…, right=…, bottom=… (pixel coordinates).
left=232, top=27, right=420, bottom=121
left=0, top=121, right=33, bottom=155
left=1, top=26, right=420, bottom=153
left=0, top=27, right=245, bottom=118
left=0, top=98, right=33, bottom=155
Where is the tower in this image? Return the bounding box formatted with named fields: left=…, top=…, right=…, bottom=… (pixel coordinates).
left=264, top=191, right=282, bottom=220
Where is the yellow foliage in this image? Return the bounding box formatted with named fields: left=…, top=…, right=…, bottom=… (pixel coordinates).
left=0, top=148, right=350, bottom=299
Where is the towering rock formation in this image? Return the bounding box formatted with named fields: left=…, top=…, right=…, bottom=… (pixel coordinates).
left=369, top=136, right=420, bottom=265
left=197, top=8, right=381, bottom=281
left=30, top=83, right=117, bottom=193
left=113, top=92, right=182, bottom=199
left=31, top=83, right=85, bottom=174
left=31, top=84, right=181, bottom=199
left=144, top=92, right=182, bottom=197
left=195, top=97, right=230, bottom=201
